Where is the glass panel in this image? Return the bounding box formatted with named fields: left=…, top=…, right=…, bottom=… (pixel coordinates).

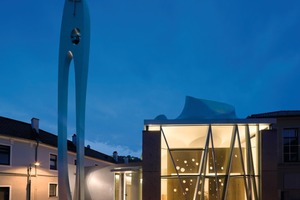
left=50, top=154, right=57, bottom=170
left=162, top=126, right=209, bottom=149
left=232, top=147, right=245, bottom=174
left=211, top=125, right=233, bottom=148
left=168, top=149, right=203, bottom=175
left=209, top=177, right=224, bottom=200
left=162, top=177, right=200, bottom=200
left=161, top=179, right=167, bottom=200
left=225, top=177, right=245, bottom=200
left=283, top=129, right=297, bottom=137
left=161, top=148, right=168, bottom=176
left=0, top=145, right=10, bottom=165
left=208, top=148, right=244, bottom=174
left=249, top=125, right=258, bottom=175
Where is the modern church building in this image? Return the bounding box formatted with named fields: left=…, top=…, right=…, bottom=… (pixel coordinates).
left=142, top=96, right=300, bottom=200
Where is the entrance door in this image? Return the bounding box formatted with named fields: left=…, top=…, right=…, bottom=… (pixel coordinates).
left=115, top=173, right=132, bottom=200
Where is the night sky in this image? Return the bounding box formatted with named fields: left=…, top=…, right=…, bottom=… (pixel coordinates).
left=1, top=0, right=300, bottom=157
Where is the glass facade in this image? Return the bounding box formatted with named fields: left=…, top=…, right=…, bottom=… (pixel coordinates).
left=158, top=123, right=269, bottom=200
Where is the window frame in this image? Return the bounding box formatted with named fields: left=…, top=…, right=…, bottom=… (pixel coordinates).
left=0, top=144, right=11, bottom=166
left=283, top=128, right=299, bottom=162
left=0, top=186, right=11, bottom=200
left=49, top=154, right=57, bottom=170
left=48, top=183, right=58, bottom=198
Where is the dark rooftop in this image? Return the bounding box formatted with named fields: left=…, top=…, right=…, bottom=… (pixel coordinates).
left=0, top=116, right=115, bottom=163
left=248, top=110, right=300, bottom=119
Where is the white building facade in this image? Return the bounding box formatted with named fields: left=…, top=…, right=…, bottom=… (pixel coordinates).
left=0, top=117, right=116, bottom=200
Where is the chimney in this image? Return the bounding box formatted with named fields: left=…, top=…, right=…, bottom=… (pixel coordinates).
left=113, top=151, right=118, bottom=162
left=72, top=134, right=77, bottom=146
left=124, top=156, right=129, bottom=164
left=87, top=145, right=91, bottom=149
left=31, top=118, right=39, bottom=133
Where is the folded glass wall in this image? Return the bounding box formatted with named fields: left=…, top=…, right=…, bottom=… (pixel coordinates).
left=160, top=123, right=269, bottom=200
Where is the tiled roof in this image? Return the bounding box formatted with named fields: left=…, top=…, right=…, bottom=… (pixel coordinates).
left=0, top=116, right=115, bottom=163
left=248, top=110, right=300, bottom=119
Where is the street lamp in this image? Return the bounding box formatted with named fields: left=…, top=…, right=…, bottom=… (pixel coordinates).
left=26, top=162, right=40, bottom=200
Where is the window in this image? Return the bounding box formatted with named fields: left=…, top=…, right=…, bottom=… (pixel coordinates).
left=0, top=187, right=10, bottom=200
left=50, top=154, right=57, bottom=170
left=0, top=145, right=10, bottom=165
left=49, top=183, right=57, bottom=197
left=283, top=128, right=299, bottom=162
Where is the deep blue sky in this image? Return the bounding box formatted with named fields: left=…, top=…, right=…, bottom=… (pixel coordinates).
left=1, top=0, right=300, bottom=157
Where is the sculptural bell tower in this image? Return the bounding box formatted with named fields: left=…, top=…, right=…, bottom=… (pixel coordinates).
left=58, top=0, right=90, bottom=199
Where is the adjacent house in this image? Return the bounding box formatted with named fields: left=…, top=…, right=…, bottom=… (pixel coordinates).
left=0, top=116, right=142, bottom=200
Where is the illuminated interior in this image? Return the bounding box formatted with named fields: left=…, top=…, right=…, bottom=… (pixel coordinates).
left=154, top=123, right=269, bottom=200
left=113, top=168, right=142, bottom=200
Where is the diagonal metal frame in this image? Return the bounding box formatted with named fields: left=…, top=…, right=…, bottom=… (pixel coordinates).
left=246, top=124, right=259, bottom=200
left=192, top=125, right=209, bottom=200
left=208, top=125, right=221, bottom=200
left=222, top=125, right=237, bottom=199
left=199, top=125, right=210, bottom=200
left=236, top=126, right=250, bottom=199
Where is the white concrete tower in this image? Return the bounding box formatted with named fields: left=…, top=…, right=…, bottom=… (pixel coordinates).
left=58, top=0, right=90, bottom=199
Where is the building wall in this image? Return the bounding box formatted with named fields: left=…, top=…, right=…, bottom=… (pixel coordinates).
left=85, top=165, right=115, bottom=200
left=261, top=129, right=279, bottom=200
left=0, top=137, right=58, bottom=200
left=142, top=130, right=161, bottom=200
left=0, top=135, right=114, bottom=200
left=272, top=117, right=300, bottom=200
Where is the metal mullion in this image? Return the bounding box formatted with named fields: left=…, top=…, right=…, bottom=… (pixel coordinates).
left=245, top=124, right=253, bottom=199
left=209, top=125, right=220, bottom=200
left=193, top=161, right=201, bottom=200
left=257, top=124, right=261, bottom=199
left=193, top=148, right=204, bottom=199
left=222, top=125, right=237, bottom=200
left=248, top=125, right=259, bottom=200
left=196, top=125, right=210, bottom=200
left=161, top=127, right=187, bottom=200
left=236, top=126, right=250, bottom=199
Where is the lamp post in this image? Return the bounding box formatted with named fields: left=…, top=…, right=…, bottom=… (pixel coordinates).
left=26, top=162, right=40, bottom=200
